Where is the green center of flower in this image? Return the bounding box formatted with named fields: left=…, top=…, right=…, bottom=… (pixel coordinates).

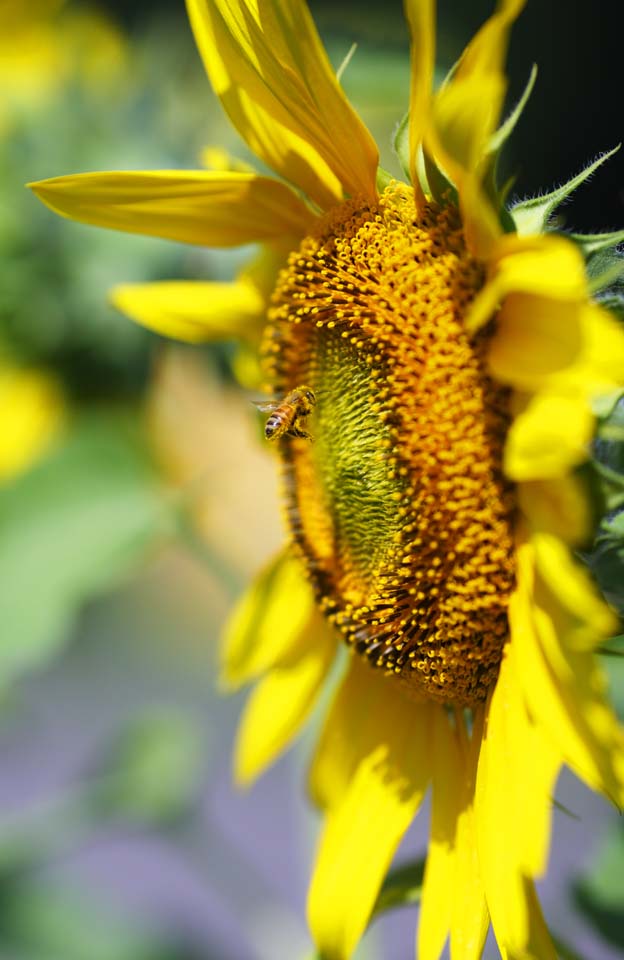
left=264, top=184, right=516, bottom=705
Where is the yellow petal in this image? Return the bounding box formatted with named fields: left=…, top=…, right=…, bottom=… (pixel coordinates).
left=29, top=169, right=314, bottom=246
left=186, top=0, right=378, bottom=208
left=221, top=549, right=316, bottom=688
left=418, top=708, right=460, bottom=960
left=475, top=644, right=559, bottom=959
left=518, top=475, right=592, bottom=547
left=532, top=532, right=617, bottom=647
left=403, top=0, right=435, bottom=208
left=504, top=390, right=594, bottom=481
left=110, top=279, right=265, bottom=344
left=307, top=663, right=432, bottom=959
left=467, top=233, right=587, bottom=335
left=450, top=710, right=489, bottom=960
left=309, top=653, right=420, bottom=810
left=234, top=612, right=336, bottom=785
left=425, top=0, right=525, bottom=257
left=512, top=538, right=624, bottom=806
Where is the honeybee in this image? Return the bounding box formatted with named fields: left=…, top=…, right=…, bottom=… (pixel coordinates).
left=254, top=385, right=316, bottom=441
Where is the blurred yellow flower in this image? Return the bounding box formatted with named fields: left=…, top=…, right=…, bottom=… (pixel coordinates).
left=29, top=1, right=624, bottom=958
left=0, top=0, right=127, bottom=134
left=0, top=363, right=64, bottom=482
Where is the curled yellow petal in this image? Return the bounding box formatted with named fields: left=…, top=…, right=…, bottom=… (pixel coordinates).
left=110, top=279, right=266, bottom=344
left=221, top=549, right=316, bottom=688
left=425, top=0, right=526, bottom=257
left=504, top=391, right=594, bottom=481
left=512, top=538, right=624, bottom=806
left=234, top=613, right=336, bottom=786
left=518, top=474, right=592, bottom=547
left=532, top=532, right=617, bottom=647
left=467, top=233, right=587, bottom=334
left=186, top=0, right=378, bottom=208
left=29, top=169, right=314, bottom=246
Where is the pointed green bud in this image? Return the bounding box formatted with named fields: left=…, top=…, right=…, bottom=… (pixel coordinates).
left=508, top=146, right=621, bottom=235
left=568, top=227, right=624, bottom=258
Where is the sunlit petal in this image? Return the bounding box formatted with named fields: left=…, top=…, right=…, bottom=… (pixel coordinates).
left=186, top=0, right=378, bottom=207
left=29, top=169, right=314, bottom=246
left=476, top=644, right=559, bottom=959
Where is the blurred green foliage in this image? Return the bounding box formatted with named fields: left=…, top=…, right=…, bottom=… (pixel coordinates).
left=0, top=413, right=172, bottom=691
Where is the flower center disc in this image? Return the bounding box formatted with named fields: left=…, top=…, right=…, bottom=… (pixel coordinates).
left=265, top=184, right=516, bottom=705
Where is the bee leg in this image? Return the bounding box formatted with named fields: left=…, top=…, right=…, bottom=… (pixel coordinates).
left=286, top=426, right=314, bottom=441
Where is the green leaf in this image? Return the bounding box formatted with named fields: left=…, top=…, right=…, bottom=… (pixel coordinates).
left=598, top=634, right=624, bottom=657
left=0, top=413, right=171, bottom=689
left=371, top=858, right=425, bottom=919
left=509, top=146, right=621, bottom=236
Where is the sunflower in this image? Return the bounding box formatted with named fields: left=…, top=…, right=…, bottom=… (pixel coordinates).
left=30, top=0, right=624, bottom=957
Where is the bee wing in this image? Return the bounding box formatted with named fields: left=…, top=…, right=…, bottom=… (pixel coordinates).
left=252, top=399, right=280, bottom=413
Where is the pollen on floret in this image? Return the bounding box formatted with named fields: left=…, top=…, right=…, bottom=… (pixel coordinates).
left=263, top=183, right=516, bottom=706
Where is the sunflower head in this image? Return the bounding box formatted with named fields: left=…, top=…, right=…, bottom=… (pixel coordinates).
left=265, top=183, right=517, bottom=704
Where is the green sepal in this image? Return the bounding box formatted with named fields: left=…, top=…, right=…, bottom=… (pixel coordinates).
left=376, top=166, right=395, bottom=192
left=393, top=111, right=411, bottom=182
left=586, top=248, right=624, bottom=296
left=392, top=110, right=457, bottom=205
left=587, top=393, right=624, bottom=614
left=508, top=145, right=621, bottom=235
left=568, top=227, right=624, bottom=258
left=487, top=65, right=538, bottom=158
left=423, top=148, right=457, bottom=206
left=595, top=292, right=624, bottom=322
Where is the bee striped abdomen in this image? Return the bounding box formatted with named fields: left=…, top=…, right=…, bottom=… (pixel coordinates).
left=265, top=415, right=283, bottom=438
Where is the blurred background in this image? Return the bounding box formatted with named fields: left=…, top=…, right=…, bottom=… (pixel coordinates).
left=1, top=1, right=623, bottom=958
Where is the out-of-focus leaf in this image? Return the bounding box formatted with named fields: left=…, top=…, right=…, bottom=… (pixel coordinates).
left=91, top=710, right=205, bottom=824
left=0, top=880, right=180, bottom=960
left=0, top=413, right=171, bottom=688
left=574, top=820, right=624, bottom=950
